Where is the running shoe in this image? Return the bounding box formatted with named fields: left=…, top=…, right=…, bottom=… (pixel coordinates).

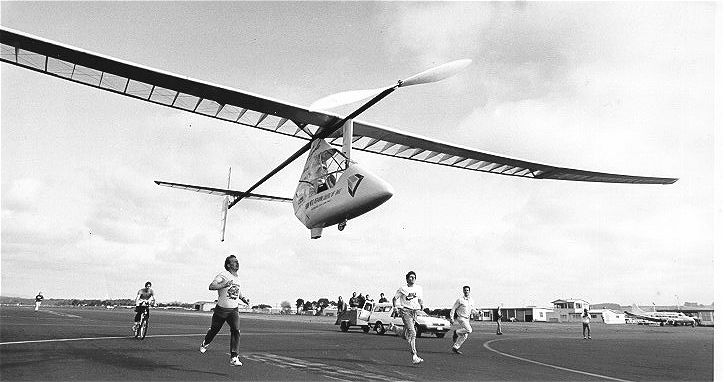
left=229, top=356, right=243, bottom=366
left=199, top=342, right=209, bottom=353
left=412, top=355, right=424, bottom=364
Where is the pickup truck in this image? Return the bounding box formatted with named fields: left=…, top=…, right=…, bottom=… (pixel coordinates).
left=367, top=302, right=450, bottom=338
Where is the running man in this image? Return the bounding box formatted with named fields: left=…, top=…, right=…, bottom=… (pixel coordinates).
left=391, top=271, right=424, bottom=365
left=34, top=291, right=44, bottom=311
left=582, top=308, right=591, bottom=339
left=199, top=255, right=249, bottom=367
left=133, top=282, right=156, bottom=332
left=449, top=285, right=477, bottom=354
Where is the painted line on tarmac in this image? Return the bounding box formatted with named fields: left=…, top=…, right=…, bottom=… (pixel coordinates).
left=241, top=352, right=402, bottom=381
left=0, top=331, right=331, bottom=346
left=483, top=338, right=632, bottom=382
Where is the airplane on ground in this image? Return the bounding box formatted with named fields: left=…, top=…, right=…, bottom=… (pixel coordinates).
left=0, top=27, right=677, bottom=240
left=624, top=304, right=698, bottom=326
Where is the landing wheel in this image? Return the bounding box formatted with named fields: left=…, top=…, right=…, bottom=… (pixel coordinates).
left=139, top=318, right=148, bottom=339
left=338, top=220, right=347, bottom=231
left=362, top=325, right=370, bottom=333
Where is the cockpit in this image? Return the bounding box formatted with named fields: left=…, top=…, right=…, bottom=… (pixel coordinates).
left=314, top=148, right=347, bottom=193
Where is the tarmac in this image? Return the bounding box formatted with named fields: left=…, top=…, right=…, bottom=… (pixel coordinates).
left=0, top=306, right=713, bottom=381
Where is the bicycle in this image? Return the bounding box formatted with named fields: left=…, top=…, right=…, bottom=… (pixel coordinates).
left=134, top=300, right=151, bottom=340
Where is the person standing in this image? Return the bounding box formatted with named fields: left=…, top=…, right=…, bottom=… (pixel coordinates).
left=378, top=293, right=388, bottom=303
left=199, top=255, right=249, bottom=367
left=132, top=282, right=156, bottom=332
left=582, top=308, right=592, bottom=339
left=391, top=271, right=425, bottom=365
left=348, top=292, right=358, bottom=309
left=34, top=291, right=44, bottom=311
left=496, top=306, right=503, bottom=335
left=334, top=296, right=347, bottom=325
left=449, top=286, right=476, bottom=354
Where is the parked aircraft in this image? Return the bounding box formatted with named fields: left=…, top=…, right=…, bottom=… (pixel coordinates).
left=624, top=304, right=698, bottom=326
left=0, top=27, right=678, bottom=240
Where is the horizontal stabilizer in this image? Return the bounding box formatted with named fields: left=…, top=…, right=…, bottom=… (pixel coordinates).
left=154, top=180, right=292, bottom=203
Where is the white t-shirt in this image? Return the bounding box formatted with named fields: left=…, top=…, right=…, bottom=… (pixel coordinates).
left=394, top=284, right=423, bottom=310
left=451, top=296, right=475, bottom=319
left=582, top=313, right=591, bottom=324
left=216, top=270, right=242, bottom=309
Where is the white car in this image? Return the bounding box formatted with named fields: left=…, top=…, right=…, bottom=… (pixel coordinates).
left=367, top=303, right=450, bottom=338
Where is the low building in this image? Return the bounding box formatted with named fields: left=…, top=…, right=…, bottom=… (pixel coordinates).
left=589, top=308, right=626, bottom=324
left=194, top=301, right=216, bottom=311
left=478, top=307, right=553, bottom=322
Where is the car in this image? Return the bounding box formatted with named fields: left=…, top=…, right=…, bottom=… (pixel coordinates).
left=367, top=303, right=450, bottom=338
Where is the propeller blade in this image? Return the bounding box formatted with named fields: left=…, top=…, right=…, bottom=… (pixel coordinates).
left=399, top=59, right=472, bottom=87
left=310, top=86, right=388, bottom=111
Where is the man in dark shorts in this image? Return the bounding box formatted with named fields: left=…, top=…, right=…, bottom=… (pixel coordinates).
left=199, top=255, right=249, bottom=367
left=133, top=282, right=155, bottom=332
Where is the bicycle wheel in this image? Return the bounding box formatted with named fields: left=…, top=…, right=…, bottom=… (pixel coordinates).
left=139, top=316, right=148, bottom=339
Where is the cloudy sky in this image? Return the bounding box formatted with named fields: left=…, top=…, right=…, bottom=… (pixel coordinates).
left=1, top=2, right=718, bottom=308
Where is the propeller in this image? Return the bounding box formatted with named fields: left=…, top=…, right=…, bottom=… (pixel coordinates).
left=310, top=59, right=472, bottom=111
left=241, top=59, right=472, bottom=200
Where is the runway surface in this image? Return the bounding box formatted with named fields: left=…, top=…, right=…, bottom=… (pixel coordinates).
left=0, top=306, right=713, bottom=381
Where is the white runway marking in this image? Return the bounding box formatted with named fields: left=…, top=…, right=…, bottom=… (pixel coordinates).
left=483, top=338, right=632, bottom=382
left=41, top=310, right=82, bottom=318
left=241, top=352, right=402, bottom=381
left=0, top=331, right=331, bottom=346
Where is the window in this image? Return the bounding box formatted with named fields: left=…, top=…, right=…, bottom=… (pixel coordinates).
left=314, top=148, right=347, bottom=194
left=575, top=303, right=582, bottom=309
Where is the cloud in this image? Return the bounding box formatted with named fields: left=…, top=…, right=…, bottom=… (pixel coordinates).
left=2, top=178, right=43, bottom=212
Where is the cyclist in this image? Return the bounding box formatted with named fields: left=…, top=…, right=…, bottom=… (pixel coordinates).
left=133, top=281, right=155, bottom=332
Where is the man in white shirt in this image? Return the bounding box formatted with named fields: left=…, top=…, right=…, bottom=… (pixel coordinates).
left=199, top=255, right=250, bottom=367
left=449, top=286, right=476, bottom=354
left=582, top=308, right=591, bottom=339
left=391, top=271, right=424, bottom=365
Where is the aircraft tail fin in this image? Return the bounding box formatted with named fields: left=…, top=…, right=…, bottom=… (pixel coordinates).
left=630, top=304, right=648, bottom=314
left=220, top=167, right=232, bottom=242
left=154, top=167, right=292, bottom=242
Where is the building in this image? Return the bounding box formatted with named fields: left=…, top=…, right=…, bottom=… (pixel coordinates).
left=547, top=298, right=590, bottom=323
left=477, top=307, right=553, bottom=322
left=589, top=308, right=626, bottom=324
left=194, top=301, right=216, bottom=311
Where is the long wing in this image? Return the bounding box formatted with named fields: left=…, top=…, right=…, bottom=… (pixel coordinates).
left=154, top=181, right=292, bottom=203
left=1, top=26, right=677, bottom=185
left=327, top=121, right=677, bottom=184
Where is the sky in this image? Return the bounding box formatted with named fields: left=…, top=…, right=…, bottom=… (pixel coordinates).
left=1, top=2, right=720, bottom=309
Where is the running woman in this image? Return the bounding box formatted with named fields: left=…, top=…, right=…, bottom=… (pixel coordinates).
left=199, top=255, right=249, bottom=367
left=449, top=285, right=477, bottom=354
left=391, top=271, right=425, bottom=365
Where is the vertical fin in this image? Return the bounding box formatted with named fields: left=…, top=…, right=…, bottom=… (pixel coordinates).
left=220, top=167, right=231, bottom=242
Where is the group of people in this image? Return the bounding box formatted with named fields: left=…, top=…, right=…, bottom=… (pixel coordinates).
left=128, top=256, right=589, bottom=369
left=342, top=291, right=388, bottom=311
